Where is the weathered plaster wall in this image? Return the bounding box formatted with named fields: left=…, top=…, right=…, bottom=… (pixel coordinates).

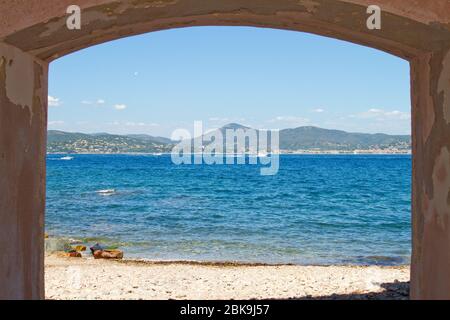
left=342, top=0, right=450, bottom=25
left=1, top=1, right=450, bottom=42
left=0, top=42, right=47, bottom=300
left=411, top=49, right=450, bottom=299
left=0, top=0, right=450, bottom=299
left=2, top=0, right=450, bottom=61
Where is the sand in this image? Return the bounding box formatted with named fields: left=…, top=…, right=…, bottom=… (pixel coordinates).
left=44, top=254, right=410, bottom=300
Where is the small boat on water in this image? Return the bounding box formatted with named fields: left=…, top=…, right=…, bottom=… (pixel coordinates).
left=60, top=156, right=74, bottom=161
left=96, top=189, right=116, bottom=196
left=257, top=151, right=268, bottom=157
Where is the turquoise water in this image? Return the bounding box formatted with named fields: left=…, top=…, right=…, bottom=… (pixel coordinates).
left=46, top=154, right=411, bottom=265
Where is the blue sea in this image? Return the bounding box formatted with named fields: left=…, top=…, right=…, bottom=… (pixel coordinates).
left=45, top=154, right=411, bottom=266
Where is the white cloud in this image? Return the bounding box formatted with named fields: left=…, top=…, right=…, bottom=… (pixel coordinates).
left=324, top=108, right=411, bottom=134
left=266, top=116, right=311, bottom=129
left=125, top=121, right=145, bottom=127
left=354, top=108, right=411, bottom=120
left=48, top=96, right=61, bottom=107
left=48, top=120, right=65, bottom=126
left=82, top=99, right=105, bottom=106
left=385, top=110, right=411, bottom=119
left=313, top=108, right=325, bottom=113
left=114, top=104, right=127, bottom=110
left=269, top=116, right=310, bottom=123
left=209, top=117, right=229, bottom=122
left=109, top=121, right=159, bottom=127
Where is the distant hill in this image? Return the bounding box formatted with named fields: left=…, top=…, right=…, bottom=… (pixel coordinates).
left=47, top=125, right=411, bottom=154
left=279, top=126, right=411, bottom=151
left=126, top=134, right=174, bottom=145
left=192, top=124, right=410, bottom=153
left=47, top=130, right=175, bottom=153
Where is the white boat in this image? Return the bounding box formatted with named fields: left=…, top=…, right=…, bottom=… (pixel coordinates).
left=257, top=152, right=268, bottom=157
left=60, top=156, right=74, bottom=161
left=96, top=189, right=116, bottom=196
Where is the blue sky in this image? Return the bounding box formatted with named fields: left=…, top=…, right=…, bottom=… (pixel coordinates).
left=48, top=26, right=411, bottom=137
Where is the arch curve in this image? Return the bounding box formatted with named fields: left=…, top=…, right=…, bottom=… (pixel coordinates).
left=1, top=0, right=450, bottom=61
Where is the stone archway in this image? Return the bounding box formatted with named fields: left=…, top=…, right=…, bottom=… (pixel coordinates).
left=1, top=0, right=450, bottom=300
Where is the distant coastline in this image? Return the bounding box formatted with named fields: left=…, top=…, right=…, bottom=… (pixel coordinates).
left=47, top=125, right=411, bottom=155
left=47, top=150, right=411, bottom=155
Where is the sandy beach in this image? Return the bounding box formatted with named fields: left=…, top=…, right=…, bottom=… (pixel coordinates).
left=45, top=254, right=410, bottom=300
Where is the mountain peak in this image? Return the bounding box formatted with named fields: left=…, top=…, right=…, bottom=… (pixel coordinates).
left=221, top=123, right=250, bottom=130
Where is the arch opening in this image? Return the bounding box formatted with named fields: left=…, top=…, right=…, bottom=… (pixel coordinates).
left=45, top=26, right=412, bottom=299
